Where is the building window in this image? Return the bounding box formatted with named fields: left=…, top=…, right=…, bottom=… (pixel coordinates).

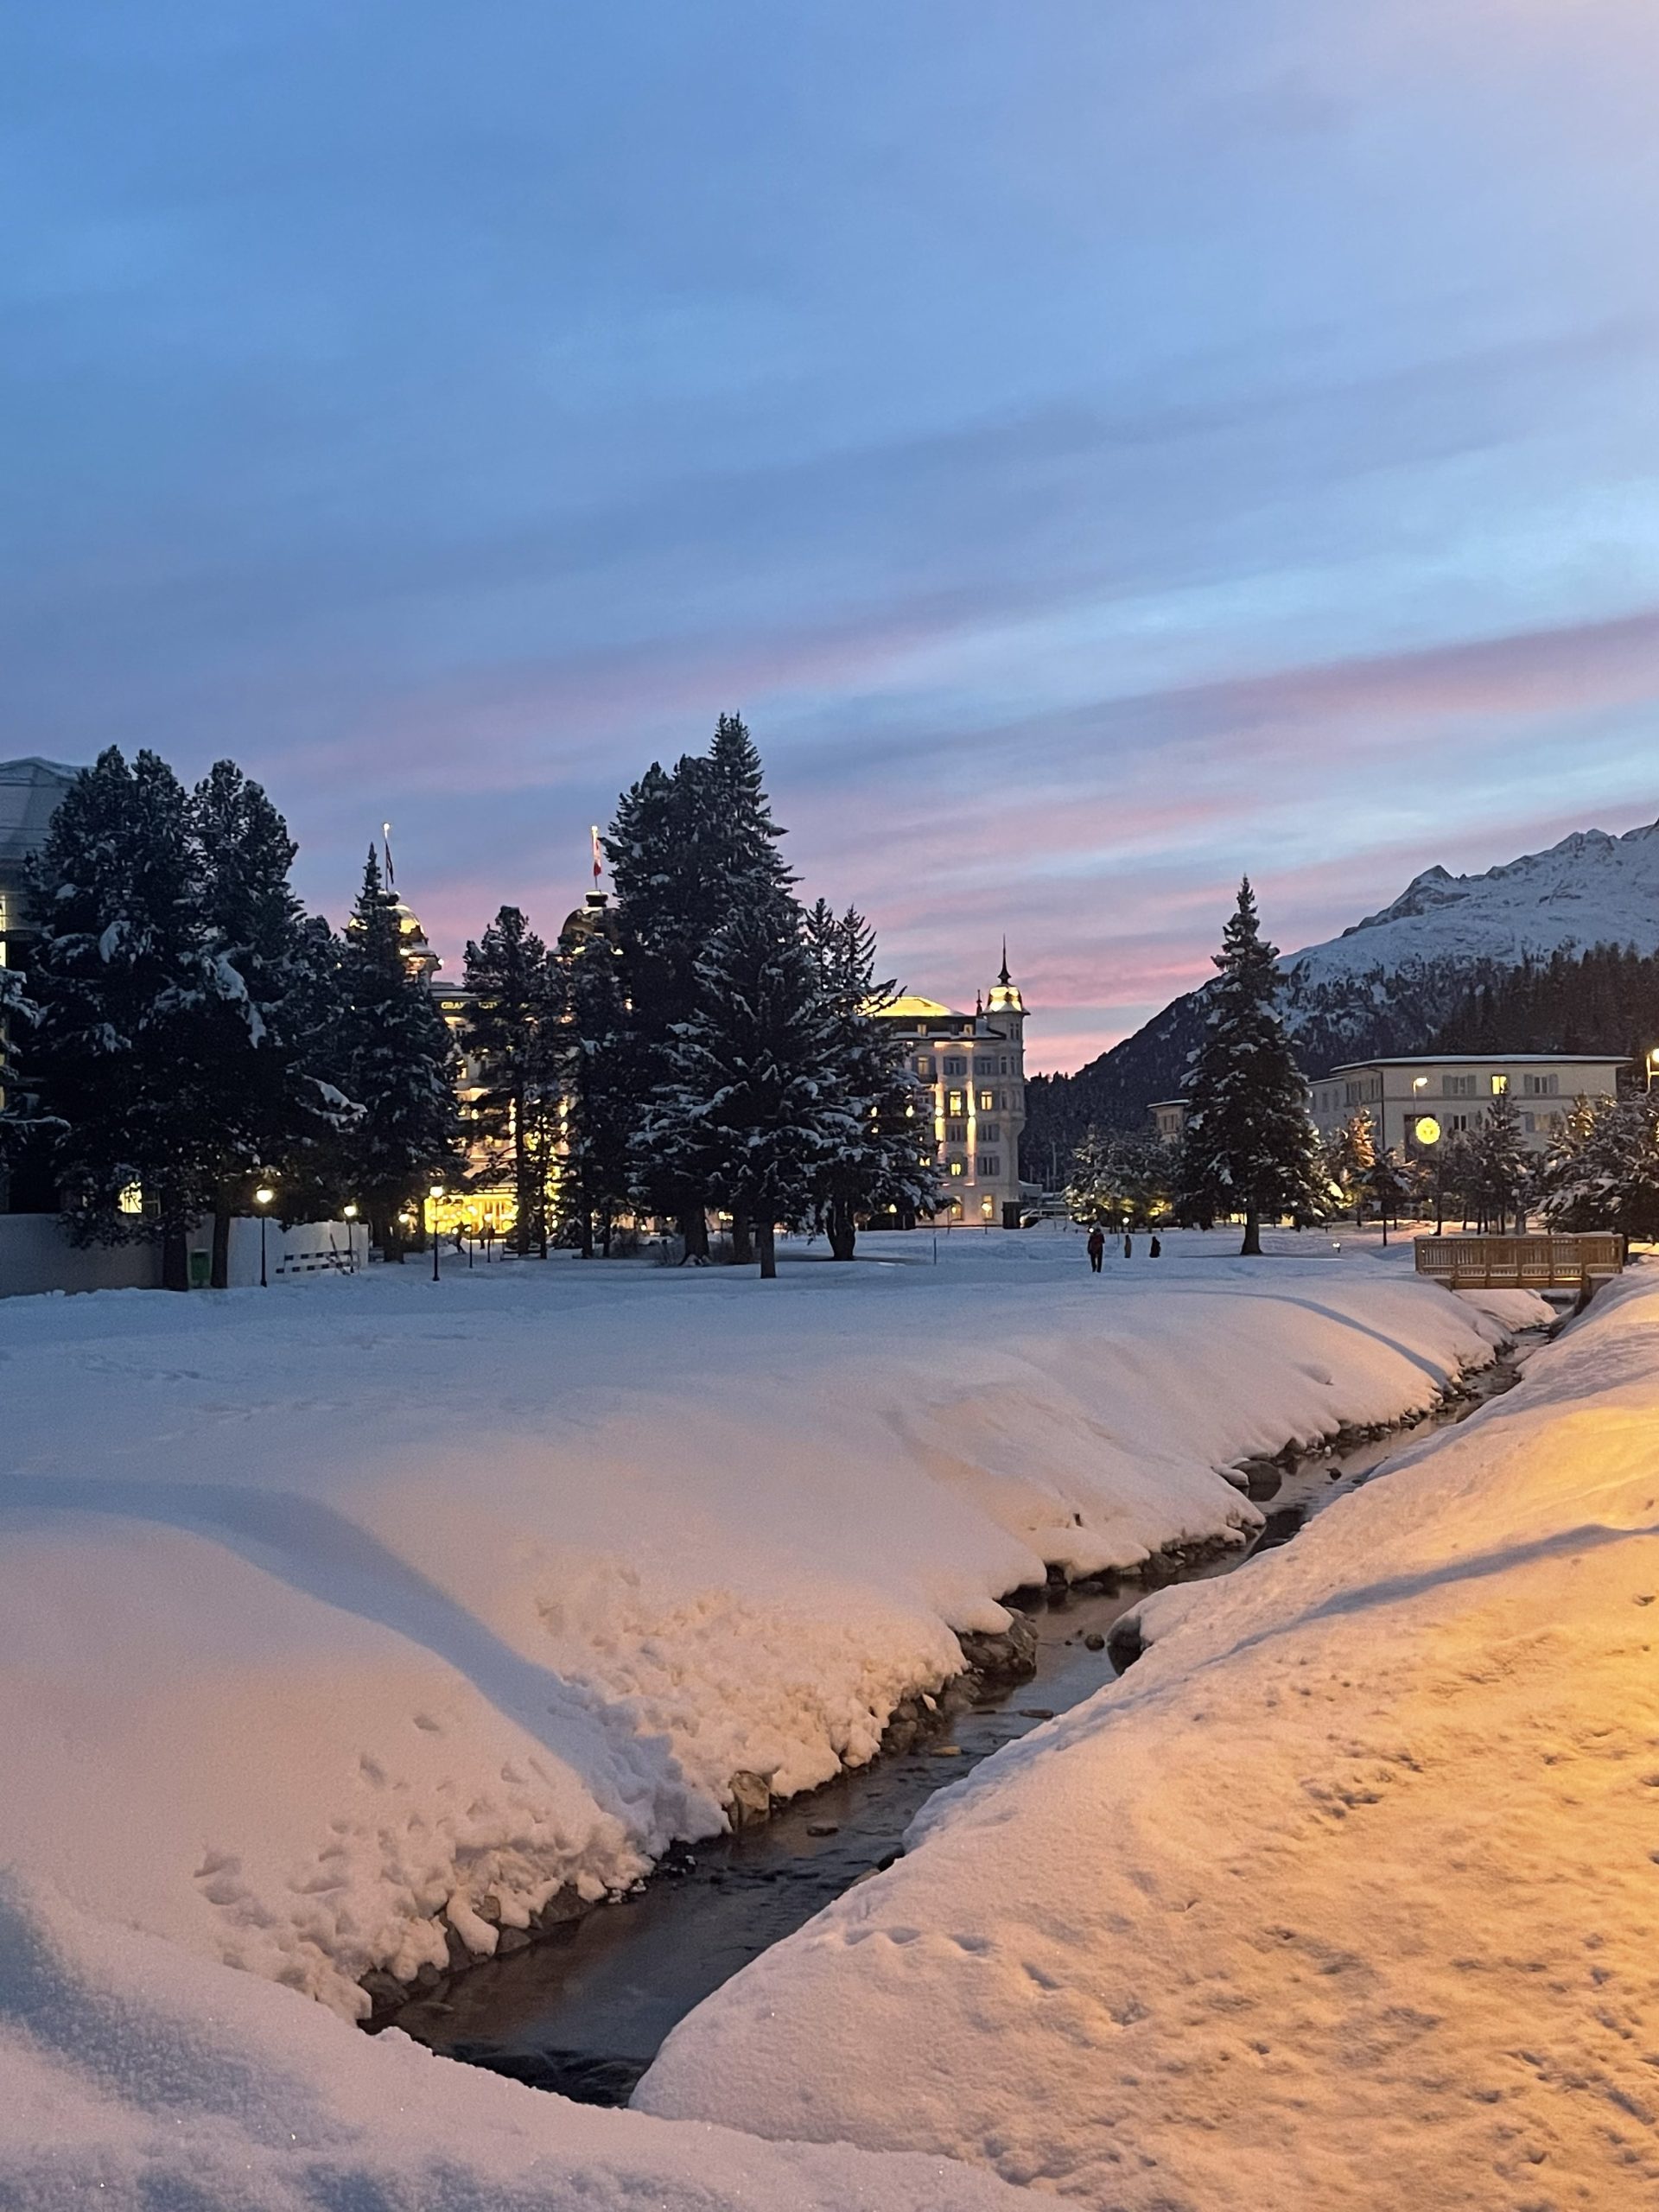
left=1450, top=1113, right=1469, bottom=1132
left=1443, top=1074, right=1475, bottom=1097
left=943, top=1056, right=966, bottom=1077
left=975, top=1056, right=997, bottom=1075
left=980, top=1122, right=1001, bottom=1143
left=946, top=1121, right=966, bottom=1143
left=1490, top=1072, right=1509, bottom=1095
left=1522, top=1073, right=1558, bottom=1096
left=948, top=1157, right=965, bottom=1177
left=999, top=1057, right=1010, bottom=1074
left=915, top=1055, right=934, bottom=1078
left=976, top=1155, right=1001, bottom=1178
left=946, top=1090, right=964, bottom=1115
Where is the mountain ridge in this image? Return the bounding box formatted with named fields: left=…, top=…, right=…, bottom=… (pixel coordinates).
left=1022, top=815, right=1659, bottom=1175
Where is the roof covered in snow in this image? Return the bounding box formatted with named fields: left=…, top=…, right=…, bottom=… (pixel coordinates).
left=0, top=758, right=81, bottom=874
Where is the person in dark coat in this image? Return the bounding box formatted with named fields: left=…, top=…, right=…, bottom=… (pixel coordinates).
left=1148, top=1233, right=1163, bottom=1257
left=1122, top=1232, right=1133, bottom=1259
left=1086, top=1225, right=1105, bottom=1273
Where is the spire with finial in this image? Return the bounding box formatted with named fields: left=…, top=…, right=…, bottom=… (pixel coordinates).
left=998, top=937, right=1010, bottom=988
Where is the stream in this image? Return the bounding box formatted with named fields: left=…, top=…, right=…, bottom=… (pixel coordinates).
left=380, top=1347, right=1531, bottom=2106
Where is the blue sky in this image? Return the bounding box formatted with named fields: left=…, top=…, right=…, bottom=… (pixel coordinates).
left=4, top=2, right=1659, bottom=1068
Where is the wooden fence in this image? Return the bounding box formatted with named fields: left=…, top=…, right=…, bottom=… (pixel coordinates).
left=1414, top=1233, right=1623, bottom=1290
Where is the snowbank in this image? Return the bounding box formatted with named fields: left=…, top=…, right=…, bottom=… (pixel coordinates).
left=0, top=1867, right=1031, bottom=2210
left=0, top=1232, right=1511, bottom=2024
left=637, top=1268, right=1659, bottom=2210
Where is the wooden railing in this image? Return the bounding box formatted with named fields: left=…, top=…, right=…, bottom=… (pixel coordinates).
left=1414, top=1233, right=1623, bottom=1289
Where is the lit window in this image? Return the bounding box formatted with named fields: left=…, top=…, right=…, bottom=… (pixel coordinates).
left=118, top=1182, right=144, bottom=1216
left=948, top=1158, right=965, bottom=1178
left=947, top=1090, right=964, bottom=1115
left=1491, top=1073, right=1509, bottom=1095
left=978, top=1090, right=994, bottom=1111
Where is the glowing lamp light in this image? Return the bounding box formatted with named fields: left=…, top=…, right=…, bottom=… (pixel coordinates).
left=343, top=1203, right=358, bottom=1219
left=254, top=1185, right=275, bottom=1207
left=1414, top=1116, right=1442, bottom=1147
left=429, top=1183, right=445, bottom=1199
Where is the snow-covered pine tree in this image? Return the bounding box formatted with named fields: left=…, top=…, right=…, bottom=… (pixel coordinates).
left=334, top=848, right=459, bottom=1257
left=190, top=761, right=352, bottom=1286
left=803, top=899, right=936, bottom=1259
left=559, top=921, right=639, bottom=1257
left=606, top=715, right=794, bottom=1253
left=1536, top=1094, right=1659, bottom=1243
left=1320, top=1110, right=1376, bottom=1226
left=18, top=748, right=232, bottom=1288
left=1175, top=879, right=1318, bottom=1255
left=1065, top=1126, right=1172, bottom=1229
left=1469, top=1084, right=1529, bottom=1233
left=643, top=884, right=849, bottom=1277
left=462, top=906, right=560, bottom=1255
left=1364, top=1146, right=1411, bottom=1243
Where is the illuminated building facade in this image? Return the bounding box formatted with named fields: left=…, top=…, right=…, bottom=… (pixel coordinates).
left=1308, top=1054, right=1624, bottom=1156
left=875, top=951, right=1029, bottom=1225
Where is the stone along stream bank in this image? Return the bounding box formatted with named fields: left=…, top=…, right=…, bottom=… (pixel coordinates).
left=374, top=1347, right=1532, bottom=2106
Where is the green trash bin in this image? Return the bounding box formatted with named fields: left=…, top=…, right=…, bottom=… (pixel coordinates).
left=188, top=1249, right=211, bottom=1288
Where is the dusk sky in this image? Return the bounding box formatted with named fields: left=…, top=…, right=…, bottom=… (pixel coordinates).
left=5, top=2, right=1659, bottom=1071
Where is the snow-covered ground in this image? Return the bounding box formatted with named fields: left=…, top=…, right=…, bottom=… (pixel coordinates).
left=639, top=1264, right=1659, bottom=2211
left=0, top=1228, right=1538, bottom=2206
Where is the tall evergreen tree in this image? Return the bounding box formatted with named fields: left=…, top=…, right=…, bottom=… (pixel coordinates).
left=462, top=906, right=559, bottom=1255
left=560, top=923, right=639, bottom=1257
left=190, top=761, right=349, bottom=1286
left=1320, top=1110, right=1376, bottom=1225
left=18, top=748, right=228, bottom=1289
left=1364, top=1146, right=1411, bottom=1243
left=1469, top=1085, right=1529, bottom=1233
left=604, top=714, right=793, bottom=1254
left=803, top=899, right=936, bottom=1259
left=334, top=849, right=459, bottom=1257
left=641, top=885, right=848, bottom=1277
left=1175, top=879, right=1318, bottom=1255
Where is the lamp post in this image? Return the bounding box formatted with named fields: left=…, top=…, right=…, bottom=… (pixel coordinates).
left=429, top=1184, right=445, bottom=1282
left=254, top=1185, right=275, bottom=1287
left=343, top=1201, right=359, bottom=1273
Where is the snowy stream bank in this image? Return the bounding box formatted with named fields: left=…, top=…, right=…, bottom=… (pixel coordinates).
left=0, top=1231, right=1549, bottom=2209
left=382, top=1345, right=1534, bottom=2099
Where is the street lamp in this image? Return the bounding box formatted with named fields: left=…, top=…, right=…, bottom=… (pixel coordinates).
left=428, top=1184, right=445, bottom=1282
left=254, top=1185, right=275, bottom=1287
left=342, top=1201, right=359, bottom=1273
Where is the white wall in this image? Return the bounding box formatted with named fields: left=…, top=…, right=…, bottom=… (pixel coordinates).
left=0, top=1216, right=367, bottom=1300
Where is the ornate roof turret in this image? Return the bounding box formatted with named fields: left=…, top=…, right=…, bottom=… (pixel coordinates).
left=986, top=938, right=1025, bottom=1018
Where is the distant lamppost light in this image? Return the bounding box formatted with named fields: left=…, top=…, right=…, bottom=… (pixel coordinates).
left=253, top=1184, right=275, bottom=1288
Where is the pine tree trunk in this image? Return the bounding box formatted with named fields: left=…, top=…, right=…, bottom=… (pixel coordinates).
left=1240, top=1209, right=1262, bottom=1257
left=730, top=1213, right=753, bottom=1266
left=677, top=1207, right=709, bottom=1262
left=579, top=1206, right=594, bottom=1260
left=828, top=1198, right=856, bottom=1262
left=757, top=1217, right=777, bottom=1279
left=210, top=1193, right=232, bottom=1290
left=600, top=1211, right=613, bottom=1259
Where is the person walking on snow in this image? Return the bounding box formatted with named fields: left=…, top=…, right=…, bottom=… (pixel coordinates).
left=1122, top=1232, right=1133, bottom=1260
left=1086, top=1226, right=1105, bottom=1273
left=1148, top=1233, right=1162, bottom=1258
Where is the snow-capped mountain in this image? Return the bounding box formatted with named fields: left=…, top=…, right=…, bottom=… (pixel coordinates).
left=1026, top=817, right=1659, bottom=1161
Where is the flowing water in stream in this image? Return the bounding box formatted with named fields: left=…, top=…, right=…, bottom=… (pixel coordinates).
left=381, top=1349, right=1531, bottom=2105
